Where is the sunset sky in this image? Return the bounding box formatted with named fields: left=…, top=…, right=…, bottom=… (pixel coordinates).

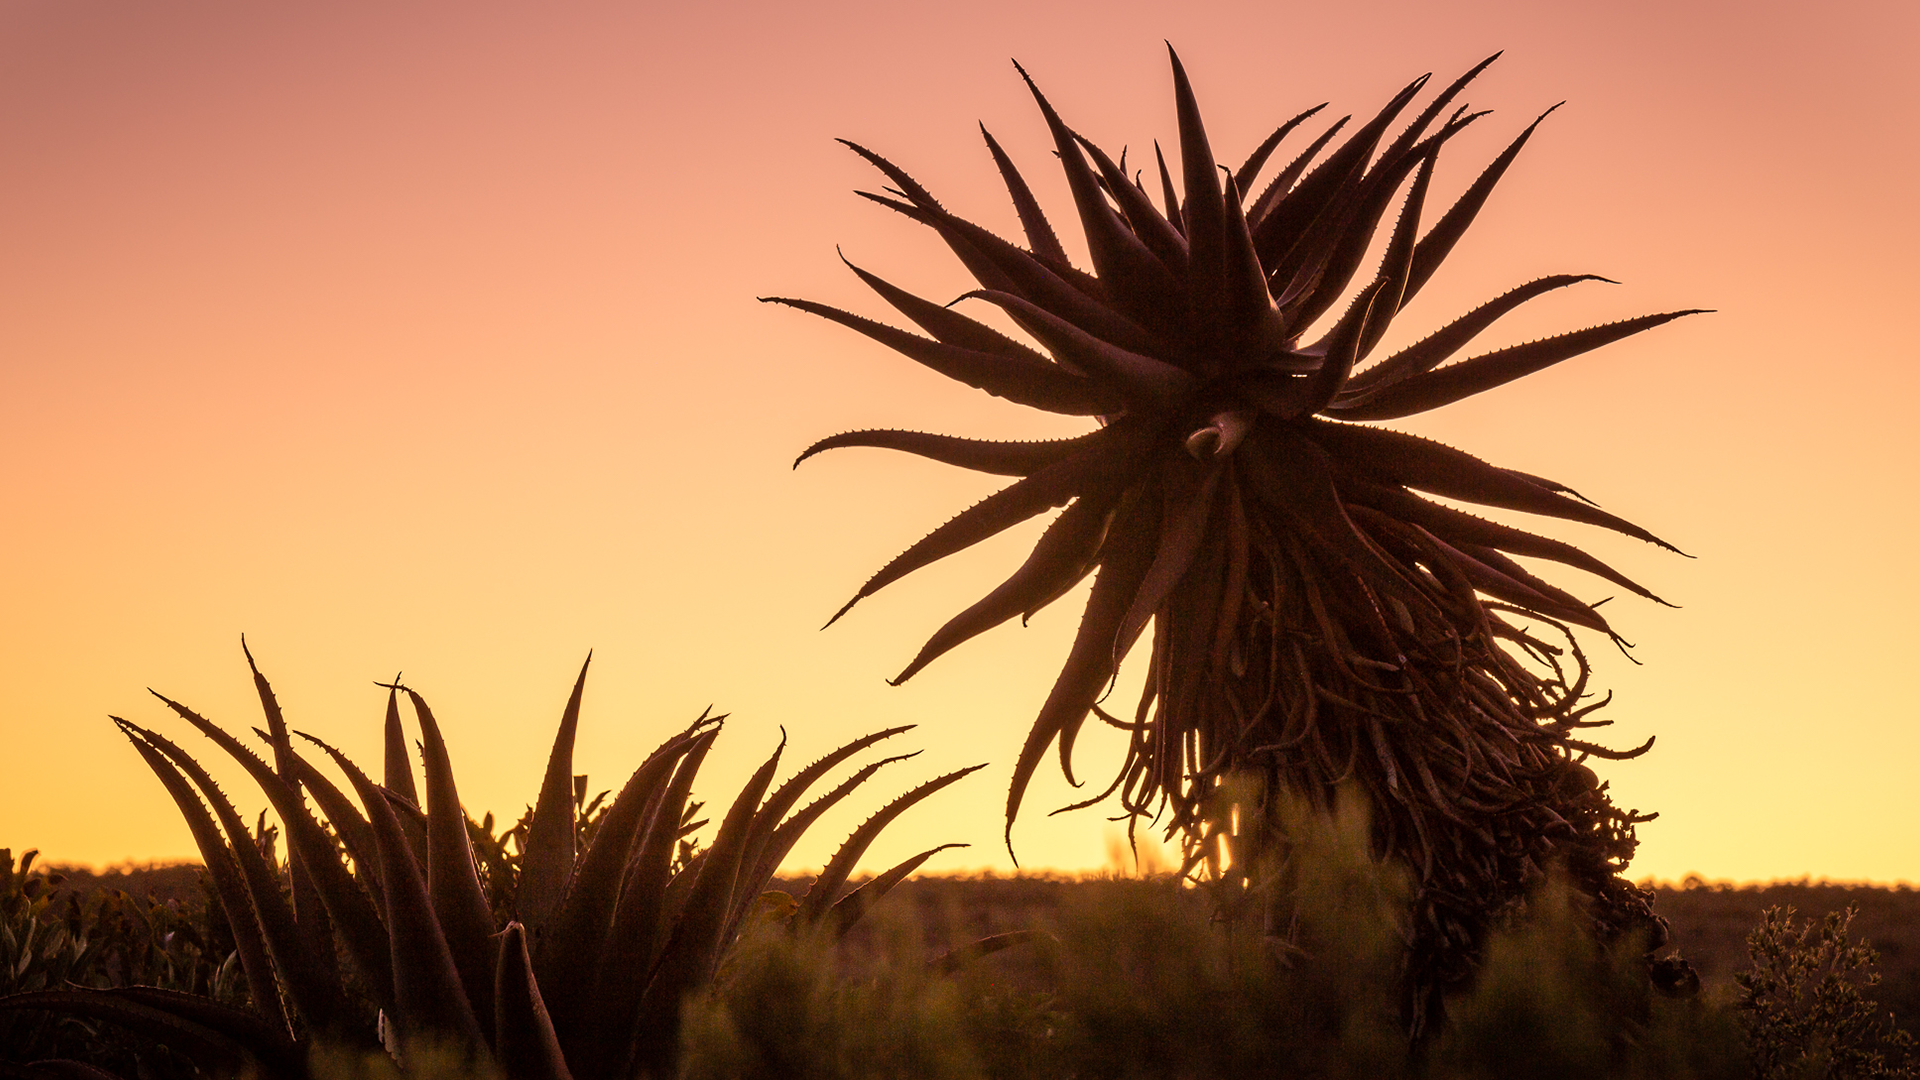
left=3, top=0, right=1915, bottom=884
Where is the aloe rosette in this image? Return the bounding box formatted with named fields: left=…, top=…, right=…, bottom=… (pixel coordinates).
left=0, top=649, right=980, bottom=1078
left=774, top=49, right=1699, bottom=1015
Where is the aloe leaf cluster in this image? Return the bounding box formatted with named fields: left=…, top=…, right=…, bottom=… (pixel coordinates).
left=1, top=651, right=980, bottom=1079
left=776, top=47, right=1698, bottom=1025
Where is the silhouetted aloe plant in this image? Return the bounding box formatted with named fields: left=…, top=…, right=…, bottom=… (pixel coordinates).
left=774, top=48, right=1698, bottom=1026
left=0, top=650, right=980, bottom=1079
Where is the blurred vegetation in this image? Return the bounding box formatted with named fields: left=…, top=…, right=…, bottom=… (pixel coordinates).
left=1, top=847, right=237, bottom=1076
left=10, top=823, right=1920, bottom=1078
left=1737, top=906, right=1915, bottom=1079
left=698, top=797, right=1748, bottom=1080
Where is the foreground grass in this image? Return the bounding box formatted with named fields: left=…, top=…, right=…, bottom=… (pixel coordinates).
left=684, top=874, right=1753, bottom=1080
left=10, top=850, right=1918, bottom=1078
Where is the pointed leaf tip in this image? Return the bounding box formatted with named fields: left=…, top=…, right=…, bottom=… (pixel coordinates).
left=822, top=594, right=860, bottom=630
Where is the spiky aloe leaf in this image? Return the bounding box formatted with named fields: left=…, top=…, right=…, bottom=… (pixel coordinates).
left=241, top=641, right=341, bottom=998
left=797, top=764, right=987, bottom=923
left=1338, top=481, right=1665, bottom=604
left=1256, top=72, right=1429, bottom=292
left=115, top=717, right=353, bottom=1034
left=732, top=726, right=916, bottom=910
left=963, top=290, right=1196, bottom=406
left=260, top=728, right=384, bottom=901
left=1166, top=48, right=1226, bottom=345
left=820, top=842, right=967, bottom=939
left=576, top=729, right=725, bottom=1074
left=1215, top=173, right=1274, bottom=351
left=623, top=739, right=787, bottom=1080
left=1402, top=105, right=1560, bottom=306
left=760, top=296, right=1118, bottom=416
left=794, top=428, right=1100, bottom=476
left=979, top=123, right=1070, bottom=267
left=149, top=691, right=396, bottom=1019
left=299, top=731, right=486, bottom=1059
left=1338, top=274, right=1615, bottom=398
left=1114, top=461, right=1222, bottom=665
left=1302, top=421, right=1683, bottom=552
left=517, top=654, right=591, bottom=937
left=751, top=751, right=923, bottom=896
left=1327, top=310, right=1709, bottom=420
left=847, top=182, right=1162, bottom=356
left=1349, top=153, right=1435, bottom=361
left=1074, top=133, right=1189, bottom=276
left=839, top=250, right=1057, bottom=366
left=381, top=682, right=420, bottom=804
left=1246, top=114, right=1349, bottom=229
left=1233, top=103, right=1328, bottom=194
left=493, top=923, right=573, bottom=1080
left=1152, top=141, right=1183, bottom=235
left=890, top=488, right=1119, bottom=687
left=825, top=417, right=1157, bottom=627
left=400, top=689, right=500, bottom=1039
left=537, top=720, right=715, bottom=1052
left=1016, top=61, right=1184, bottom=335
left=1286, top=102, right=1483, bottom=338
left=110, top=721, right=289, bottom=1035
left=1006, top=494, right=1160, bottom=828
left=1374, top=53, right=1501, bottom=175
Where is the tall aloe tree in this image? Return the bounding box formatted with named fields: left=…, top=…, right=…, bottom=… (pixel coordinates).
left=774, top=48, right=1699, bottom=1023
left=0, top=650, right=980, bottom=1078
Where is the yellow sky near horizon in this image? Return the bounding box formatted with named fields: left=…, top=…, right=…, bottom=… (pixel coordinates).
left=2, top=0, right=1916, bottom=885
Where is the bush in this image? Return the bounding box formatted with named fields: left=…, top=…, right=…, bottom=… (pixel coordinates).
left=1738, top=905, right=1917, bottom=1079
left=680, top=902, right=994, bottom=1080
left=680, top=793, right=1758, bottom=1080
left=0, top=848, right=235, bottom=1075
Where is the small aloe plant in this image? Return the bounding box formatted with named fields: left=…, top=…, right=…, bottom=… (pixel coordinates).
left=0, top=648, right=981, bottom=1079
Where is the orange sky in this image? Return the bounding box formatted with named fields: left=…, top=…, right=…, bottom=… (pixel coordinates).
left=3, top=0, right=1916, bottom=883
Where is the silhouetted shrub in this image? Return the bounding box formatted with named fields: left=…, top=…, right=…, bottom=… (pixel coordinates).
left=1738, top=905, right=1916, bottom=1079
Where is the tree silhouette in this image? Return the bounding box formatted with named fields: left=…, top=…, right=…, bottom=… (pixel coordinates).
left=775, top=48, right=1701, bottom=1029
